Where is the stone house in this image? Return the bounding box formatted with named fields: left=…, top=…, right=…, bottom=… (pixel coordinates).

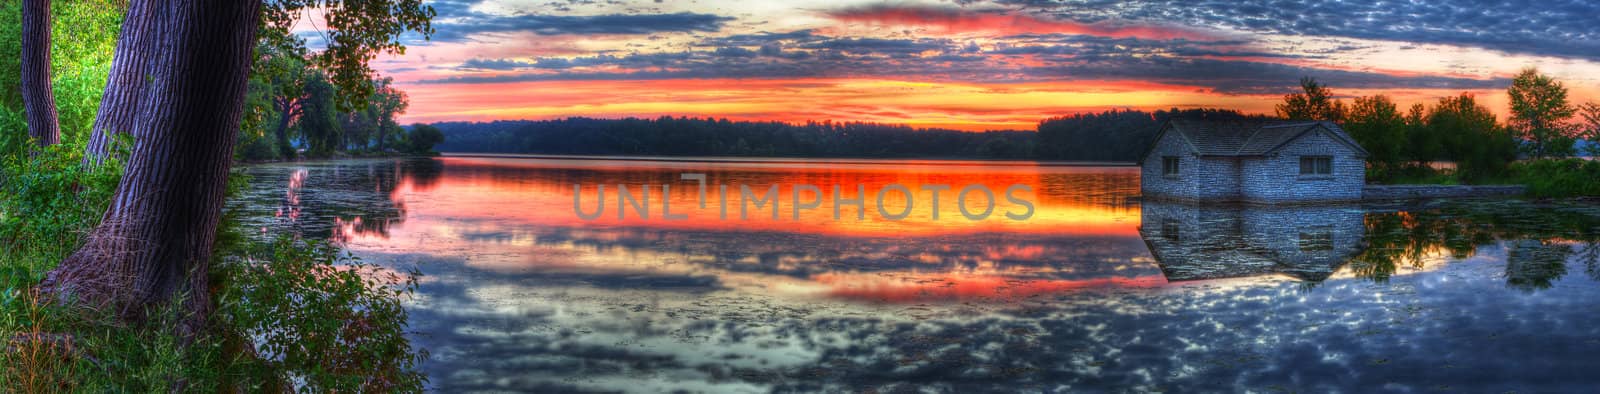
left=1139, top=119, right=1368, bottom=203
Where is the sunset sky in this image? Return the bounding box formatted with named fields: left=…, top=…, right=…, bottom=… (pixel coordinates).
left=299, top=0, right=1600, bottom=131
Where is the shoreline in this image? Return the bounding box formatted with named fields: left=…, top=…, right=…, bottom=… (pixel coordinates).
left=435, top=152, right=1138, bottom=167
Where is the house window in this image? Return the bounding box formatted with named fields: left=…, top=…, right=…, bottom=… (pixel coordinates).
left=1162, top=156, right=1180, bottom=176
left=1299, top=156, right=1332, bottom=175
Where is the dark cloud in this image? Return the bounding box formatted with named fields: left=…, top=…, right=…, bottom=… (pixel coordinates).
left=699, top=30, right=824, bottom=47
left=797, top=37, right=955, bottom=55
left=429, top=9, right=734, bottom=41
left=989, top=0, right=1600, bottom=60
left=426, top=30, right=1504, bottom=94
left=458, top=58, right=537, bottom=70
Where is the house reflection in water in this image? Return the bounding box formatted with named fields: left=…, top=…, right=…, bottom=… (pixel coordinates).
left=1139, top=200, right=1365, bottom=282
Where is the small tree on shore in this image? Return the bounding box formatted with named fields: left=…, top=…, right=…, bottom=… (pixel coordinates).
left=1277, top=77, right=1345, bottom=122
left=1580, top=102, right=1600, bottom=157
left=1507, top=67, right=1578, bottom=159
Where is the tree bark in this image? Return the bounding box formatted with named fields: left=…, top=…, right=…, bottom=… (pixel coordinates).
left=42, top=0, right=263, bottom=333
left=21, top=0, right=60, bottom=147
left=81, top=0, right=159, bottom=163
left=274, top=97, right=299, bottom=159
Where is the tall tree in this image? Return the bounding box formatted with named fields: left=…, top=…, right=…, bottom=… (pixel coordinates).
left=300, top=72, right=344, bottom=156
left=1276, top=76, right=1345, bottom=122
left=81, top=1, right=156, bottom=163
left=43, top=0, right=263, bottom=329
left=20, top=0, right=60, bottom=146
left=43, top=0, right=434, bottom=330
left=371, top=77, right=407, bottom=152
left=1343, top=95, right=1407, bottom=171
left=1507, top=67, right=1577, bottom=159
left=252, top=28, right=312, bottom=160
left=1402, top=103, right=1444, bottom=167
left=1578, top=102, right=1600, bottom=157
left=1429, top=94, right=1517, bottom=181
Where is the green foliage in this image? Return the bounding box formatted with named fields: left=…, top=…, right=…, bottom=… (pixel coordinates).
left=338, top=77, right=409, bottom=152
left=0, top=0, right=122, bottom=148
left=243, top=28, right=314, bottom=161
left=1507, top=67, right=1578, bottom=159
left=1402, top=102, right=1447, bottom=168
left=0, top=288, right=235, bottom=392
left=1276, top=77, right=1345, bottom=122
left=301, top=72, right=345, bottom=157
left=403, top=123, right=444, bottom=154
left=1365, top=165, right=1462, bottom=185
left=1343, top=95, right=1408, bottom=173
left=262, top=0, right=434, bottom=113
left=214, top=237, right=428, bottom=392
left=1579, top=102, right=1600, bottom=157
left=0, top=141, right=123, bottom=278
left=1428, top=94, right=1519, bottom=182
left=2, top=1, right=435, bottom=390
left=1512, top=159, right=1600, bottom=198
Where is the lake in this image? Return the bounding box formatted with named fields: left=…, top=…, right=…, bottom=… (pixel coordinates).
left=228, top=155, right=1600, bottom=392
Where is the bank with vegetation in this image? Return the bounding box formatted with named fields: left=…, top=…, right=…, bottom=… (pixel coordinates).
left=1, top=0, right=438, bottom=390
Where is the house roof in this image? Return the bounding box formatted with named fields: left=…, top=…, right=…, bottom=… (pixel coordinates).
left=1142, top=119, right=1370, bottom=163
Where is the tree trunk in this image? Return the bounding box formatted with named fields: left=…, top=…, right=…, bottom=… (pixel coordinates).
left=274, top=97, right=297, bottom=159
left=42, top=0, right=263, bottom=333
left=21, top=0, right=60, bottom=147
left=81, top=0, right=159, bottom=164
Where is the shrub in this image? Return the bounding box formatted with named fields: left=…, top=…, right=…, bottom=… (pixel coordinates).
left=214, top=236, right=428, bottom=392
left=403, top=123, right=444, bottom=154
left=1513, top=159, right=1600, bottom=198
left=0, top=140, right=123, bottom=279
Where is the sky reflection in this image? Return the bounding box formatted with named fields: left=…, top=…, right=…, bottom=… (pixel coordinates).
left=226, top=156, right=1600, bottom=392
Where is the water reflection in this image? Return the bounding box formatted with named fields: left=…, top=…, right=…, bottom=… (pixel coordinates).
left=1139, top=201, right=1365, bottom=282
left=227, top=156, right=1600, bottom=392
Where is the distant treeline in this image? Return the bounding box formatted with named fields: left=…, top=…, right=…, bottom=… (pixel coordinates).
left=1035, top=108, right=1272, bottom=161
left=433, top=109, right=1265, bottom=162
left=433, top=117, right=1037, bottom=159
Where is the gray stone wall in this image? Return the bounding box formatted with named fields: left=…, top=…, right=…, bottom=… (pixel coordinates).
left=1239, top=129, right=1365, bottom=202
left=1140, top=131, right=1197, bottom=199
left=1190, top=155, right=1241, bottom=199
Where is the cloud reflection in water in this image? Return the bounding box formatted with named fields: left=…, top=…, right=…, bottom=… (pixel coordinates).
left=227, top=157, right=1600, bottom=392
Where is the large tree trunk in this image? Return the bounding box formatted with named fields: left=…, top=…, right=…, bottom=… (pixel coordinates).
left=81, top=0, right=159, bottom=163
left=21, top=0, right=60, bottom=146
left=42, top=0, right=262, bottom=332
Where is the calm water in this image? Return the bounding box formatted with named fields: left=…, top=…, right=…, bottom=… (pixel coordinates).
left=228, top=156, right=1600, bottom=393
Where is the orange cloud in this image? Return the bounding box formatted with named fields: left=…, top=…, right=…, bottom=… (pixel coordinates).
left=396, top=78, right=1282, bottom=131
